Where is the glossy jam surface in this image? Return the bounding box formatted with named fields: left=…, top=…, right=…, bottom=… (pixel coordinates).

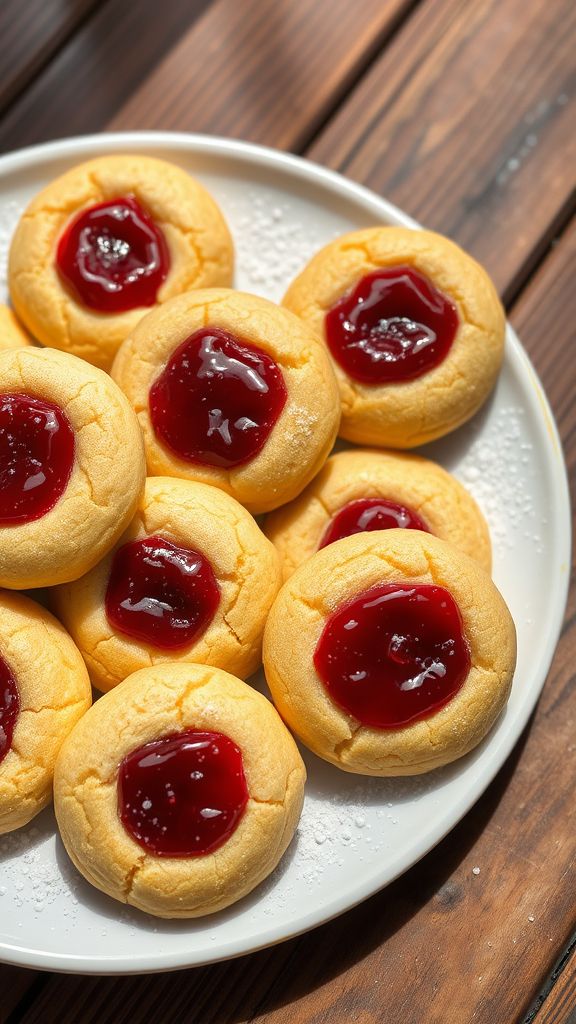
left=314, top=583, right=470, bottom=728
left=0, top=393, right=75, bottom=525
left=325, top=266, right=459, bottom=384
left=319, top=498, right=430, bottom=549
left=56, top=195, right=170, bottom=313
left=118, top=730, right=249, bottom=856
left=105, top=535, right=220, bottom=650
left=0, top=654, right=20, bottom=764
left=149, top=328, right=288, bottom=468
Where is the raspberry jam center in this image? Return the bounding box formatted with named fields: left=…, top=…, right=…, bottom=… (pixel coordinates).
left=325, top=266, right=459, bottom=384
left=149, top=328, right=288, bottom=468
left=314, top=583, right=470, bottom=728
left=0, top=393, right=75, bottom=525
left=56, top=195, right=170, bottom=313
left=319, top=498, right=430, bottom=549
left=118, top=730, right=249, bottom=856
left=0, top=654, right=20, bottom=764
left=105, top=535, right=220, bottom=650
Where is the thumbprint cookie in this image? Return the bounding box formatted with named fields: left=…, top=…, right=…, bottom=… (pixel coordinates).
left=0, top=347, right=145, bottom=588
left=263, top=529, right=515, bottom=775
left=54, top=663, right=306, bottom=918
left=8, top=154, right=234, bottom=370
left=0, top=590, right=91, bottom=834
left=283, top=227, right=505, bottom=448
left=53, top=477, right=281, bottom=692
left=112, top=289, right=341, bottom=514
left=265, top=448, right=491, bottom=579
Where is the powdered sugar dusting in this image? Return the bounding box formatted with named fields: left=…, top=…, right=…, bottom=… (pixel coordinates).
left=250, top=751, right=448, bottom=915
left=454, top=406, right=539, bottom=554
left=218, top=190, right=328, bottom=302
left=0, top=812, right=81, bottom=924
left=289, top=405, right=318, bottom=442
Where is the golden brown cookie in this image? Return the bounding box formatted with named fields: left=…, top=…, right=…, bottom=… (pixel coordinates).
left=283, top=227, right=505, bottom=448
left=112, top=288, right=341, bottom=514
left=0, top=347, right=145, bottom=589
left=0, top=305, right=32, bottom=350
left=53, top=477, right=282, bottom=692
left=263, top=530, right=516, bottom=776
left=0, top=590, right=91, bottom=834
left=54, top=663, right=306, bottom=918
left=8, top=154, right=234, bottom=370
left=265, top=448, right=491, bottom=579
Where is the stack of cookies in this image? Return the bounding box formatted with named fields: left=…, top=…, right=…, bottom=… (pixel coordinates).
left=0, top=154, right=515, bottom=919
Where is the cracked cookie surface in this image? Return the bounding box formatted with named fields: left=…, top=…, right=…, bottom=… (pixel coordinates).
left=54, top=663, right=306, bottom=918
left=52, top=477, right=282, bottom=691
left=263, top=530, right=516, bottom=776
left=8, top=154, right=234, bottom=370
left=265, top=448, right=492, bottom=580
left=0, top=590, right=91, bottom=834
left=111, top=288, right=341, bottom=514
left=0, top=347, right=146, bottom=588
left=282, top=227, right=505, bottom=448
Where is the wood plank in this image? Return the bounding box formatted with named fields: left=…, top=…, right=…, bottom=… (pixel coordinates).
left=510, top=217, right=576, bottom=462
left=0, top=0, right=211, bottom=155
left=2, top=0, right=571, bottom=311
left=308, top=0, right=576, bottom=302
left=2, top=943, right=301, bottom=1024
left=109, top=0, right=416, bottom=150
left=7, top=221, right=576, bottom=1024
left=0, top=0, right=99, bottom=117
left=0, top=966, right=42, bottom=1023
left=0, top=2, right=573, bottom=1018
left=531, top=945, right=576, bottom=1023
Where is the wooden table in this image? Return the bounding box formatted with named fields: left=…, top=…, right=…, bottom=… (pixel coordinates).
left=0, top=0, right=574, bottom=1020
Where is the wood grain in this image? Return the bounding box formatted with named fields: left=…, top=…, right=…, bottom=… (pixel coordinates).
left=4, top=224, right=575, bottom=1024
left=0, top=0, right=573, bottom=1020
left=0, top=0, right=99, bottom=117
left=308, top=0, right=576, bottom=302
left=0, top=966, right=42, bottom=1023
left=0, top=0, right=211, bottom=155
left=532, top=948, right=576, bottom=1023
left=510, top=217, right=576, bottom=477
left=109, top=0, right=416, bottom=150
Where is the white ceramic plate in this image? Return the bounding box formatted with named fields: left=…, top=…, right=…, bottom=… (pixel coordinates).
left=0, top=133, right=570, bottom=975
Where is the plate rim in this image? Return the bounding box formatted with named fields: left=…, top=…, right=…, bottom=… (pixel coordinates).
left=0, top=130, right=571, bottom=975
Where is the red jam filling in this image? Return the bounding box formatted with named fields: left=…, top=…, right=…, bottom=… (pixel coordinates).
left=118, top=730, right=249, bottom=856
left=319, top=498, right=430, bottom=549
left=149, top=328, right=288, bottom=468
left=0, top=654, right=20, bottom=764
left=314, top=583, right=470, bottom=728
left=56, top=195, right=170, bottom=313
left=0, top=393, right=75, bottom=525
left=325, top=266, right=459, bottom=384
left=105, top=535, right=220, bottom=650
